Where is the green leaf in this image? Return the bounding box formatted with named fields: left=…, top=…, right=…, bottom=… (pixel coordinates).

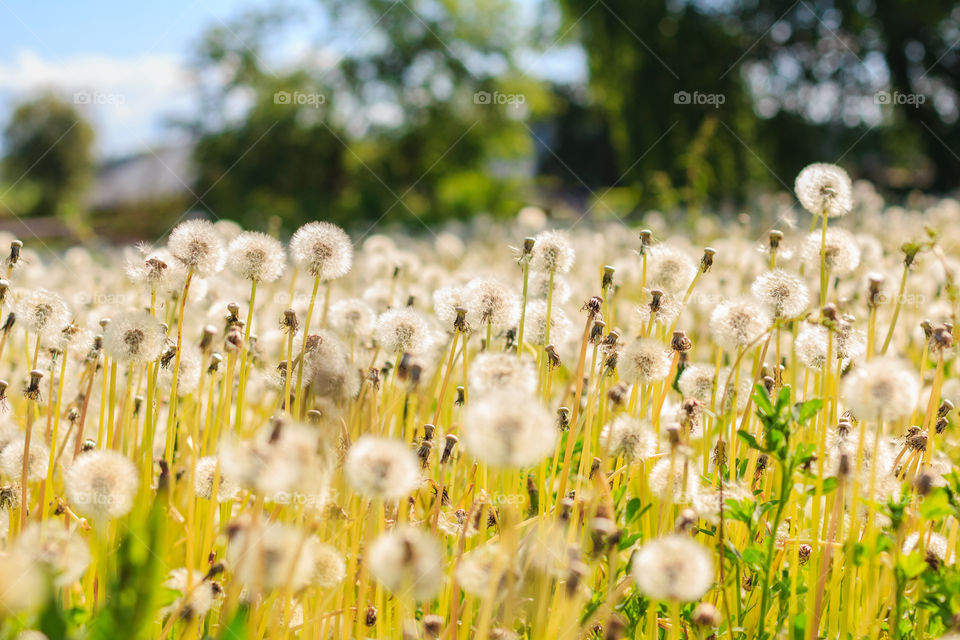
left=807, top=477, right=838, bottom=495
left=753, top=384, right=774, bottom=416
left=742, top=545, right=766, bottom=567
left=898, top=552, right=928, bottom=579
left=625, top=497, right=642, bottom=523
left=920, top=487, right=955, bottom=520
left=737, top=429, right=763, bottom=452
left=792, top=398, right=823, bottom=424
left=618, top=532, right=642, bottom=551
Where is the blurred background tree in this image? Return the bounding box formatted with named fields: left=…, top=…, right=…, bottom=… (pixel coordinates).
left=1, top=94, right=95, bottom=227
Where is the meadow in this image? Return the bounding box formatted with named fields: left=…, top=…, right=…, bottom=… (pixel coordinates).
left=0, top=163, right=958, bottom=639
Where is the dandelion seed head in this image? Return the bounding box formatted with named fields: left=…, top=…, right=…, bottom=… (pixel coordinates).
left=750, top=269, right=809, bottom=318
left=163, top=569, right=221, bottom=619
left=795, top=163, right=853, bottom=218
left=227, top=520, right=323, bottom=592
left=193, top=456, right=239, bottom=502
left=461, top=391, right=555, bottom=468
left=159, top=344, right=202, bottom=396
left=16, top=289, right=69, bottom=336
left=631, top=535, right=714, bottom=601
left=528, top=271, right=572, bottom=303
left=290, top=221, right=353, bottom=281
left=375, top=307, right=432, bottom=355
left=103, top=311, right=165, bottom=365
left=432, top=285, right=469, bottom=329
left=842, top=356, right=919, bottom=422
left=313, top=543, right=347, bottom=588
left=468, top=352, right=537, bottom=396
left=15, top=523, right=91, bottom=587
left=647, top=245, right=697, bottom=295
left=677, top=364, right=717, bottom=404
left=65, top=450, right=138, bottom=521
left=523, top=300, right=571, bottom=346
left=167, top=219, right=226, bottom=276
left=0, top=553, right=44, bottom=613
left=466, top=277, right=519, bottom=332
left=600, top=416, right=656, bottom=461
left=0, top=436, right=49, bottom=482
left=530, top=230, right=574, bottom=274
left=345, top=436, right=421, bottom=500
left=648, top=456, right=700, bottom=502
left=709, top=299, right=769, bottom=352
left=226, top=231, right=286, bottom=282
left=795, top=325, right=829, bottom=370
left=367, top=527, right=444, bottom=600
left=329, top=298, right=375, bottom=339
left=801, top=228, right=861, bottom=276
left=619, top=338, right=671, bottom=385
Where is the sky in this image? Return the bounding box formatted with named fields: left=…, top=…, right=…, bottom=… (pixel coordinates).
left=0, top=0, right=585, bottom=159
left=0, top=0, right=320, bottom=157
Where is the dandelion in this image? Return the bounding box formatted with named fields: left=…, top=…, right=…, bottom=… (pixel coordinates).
left=345, top=436, right=421, bottom=500
left=461, top=392, right=555, bottom=468
left=750, top=269, right=810, bottom=318
left=102, top=311, right=165, bottom=365
left=677, top=364, right=717, bottom=404
left=523, top=300, right=571, bottom=346
left=600, top=416, right=656, bottom=461
left=647, top=245, right=697, bottom=295
left=65, top=450, right=138, bottom=521
left=619, top=338, right=671, bottom=385
left=468, top=352, right=538, bottom=396
left=329, top=298, right=376, bottom=339
left=313, top=543, right=347, bottom=588
left=529, top=230, right=574, bottom=274
left=709, top=299, right=770, bottom=351
left=159, top=344, right=202, bottom=395
left=367, top=527, right=444, bottom=600
left=163, top=569, right=221, bottom=619
left=193, top=456, right=239, bottom=502
left=631, top=535, right=714, bottom=601
left=0, top=436, right=49, bottom=483
left=795, top=325, right=830, bottom=369
left=375, top=308, right=432, bottom=355
left=227, top=520, right=324, bottom=591
left=842, top=356, right=919, bottom=422
left=16, top=289, right=69, bottom=337
left=0, top=554, right=45, bottom=613
left=801, top=228, right=861, bottom=276
left=466, top=277, right=519, bottom=334
left=795, top=163, right=853, bottom=218
left=648, top=456, right=700, bottom=502
left=15, top=523, right=91, bottom=587
left=226, top=231, right=286, bottom=282
left=290, top=221, right=353, bottom=281
left=167, top=219, right=226, bottom=276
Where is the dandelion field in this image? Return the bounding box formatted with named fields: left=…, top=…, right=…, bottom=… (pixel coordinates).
left=1, top=164, right=960, bottom=640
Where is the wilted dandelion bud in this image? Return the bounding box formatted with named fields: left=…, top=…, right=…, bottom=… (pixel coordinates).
left=600, top=416, right=656, bottom=461
left=700, top=247, right=716, bottom=273
left=802, top=228, right=861, bottom=276
left=794, top=162, right=853, bottom=218
left=631, top=535, right=714, bottom=601
left=7, top=239, right=22, bottom=267
left=557, top=406, right=570, bottom=431
left=842, top=356, right=919, bottom=422
left=710, top=299, right=769, bottom=352
left=692, top=602, right=722, bottom=627
left=24, top=369, right=43, bottom=400
left=545, top=344, right=561, bottom=369
left=423, top=614, right=444, bottom=638
left=290, top=221, right=353, bottom=281
left=226, top=231, right=286, bottom=282
left=440, top=434, right=458, bottom=465
left=607, top=382, right=629, bottom=408
left=281, top=308, right=299, bottom=335
left=530, top=230, right=574, bottom=274
left=751, top=269, right=809, bottom=318
left=0, top=280, right=8, bottom=305
left=375, top=307, right=431, bottom=355
left=345, top=436, right=421, bottom=500
left=619, top=338, right=671, bottom=385
left=768, top=229, right=784, bottom=251
left=462, top=391, right=555, bottom=468
left=167, top=219, right=225, bottom=276
left=602, top=264, right=615, bottom=290
left=930, top=324, right=953, bottom=353
left=867, top=273, right=885, bottom=308
left=103, top=311, right=165, bottom=365
left=65, top=450, right=138, bottom=521
left=675, top=508, right=698, bottom=534
left=671, top=330, right=692, bottom=353
left=798, top=544, right=812, bottom=564
left=367, top=527, right=443, bottom=600
left=915, top=470, right=935, bottom=496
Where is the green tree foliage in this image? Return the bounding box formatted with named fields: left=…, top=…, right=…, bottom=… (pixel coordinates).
left=557, top=0, right=960, bottom=209
left=2, top=94, right=95, bottom=222
left=192, top=2, right=552, bottom=232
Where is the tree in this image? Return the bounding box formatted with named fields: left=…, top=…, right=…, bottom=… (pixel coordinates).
left=2, top=94, right=95, bottom=222
left=190, top=2, right=553, bottom=232
left=557, top=0, right=960, bottom=208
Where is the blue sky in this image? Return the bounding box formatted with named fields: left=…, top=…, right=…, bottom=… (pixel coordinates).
left=0, top=0, right=584, bottom=158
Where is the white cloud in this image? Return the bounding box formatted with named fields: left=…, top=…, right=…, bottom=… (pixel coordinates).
left=0, top=49, right=196, bottom=157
